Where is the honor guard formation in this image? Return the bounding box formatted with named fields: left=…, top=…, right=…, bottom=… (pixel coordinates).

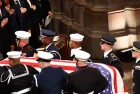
left=0, top=0, right=138, bottom=94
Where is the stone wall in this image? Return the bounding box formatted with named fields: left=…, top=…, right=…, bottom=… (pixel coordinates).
left=50, top=0, right=140, bottom=59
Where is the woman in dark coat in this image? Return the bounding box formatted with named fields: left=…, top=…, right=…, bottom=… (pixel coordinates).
left=0, top=0, right=10, bottom=58
left=29, top=0, right=42, bottom=49
left=2, top=0, right=23, bottom=51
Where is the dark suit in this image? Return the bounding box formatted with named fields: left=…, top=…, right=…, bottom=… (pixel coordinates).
left=31, top=66, right=68, bottom=94
left=40, top=0, right=51, bottom=21
left=44, top=43, right=61, bottom=59
left=0, top=64, right=39, bottom=94
left=133, top=60, right=140, bottom=94
left=8, top=4, right=23, bottom=49
left=29, top=0, right=42, bottom=49
left=17, top=0, right=30, bottom=31
left=0, top=7, right=10, bottom=58
left=101, top=51, right=124, bottom=78
left=67, top=66, right=108, bottom=94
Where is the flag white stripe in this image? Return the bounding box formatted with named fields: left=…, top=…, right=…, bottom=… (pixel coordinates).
left=114, top=68, right=124, bottom=93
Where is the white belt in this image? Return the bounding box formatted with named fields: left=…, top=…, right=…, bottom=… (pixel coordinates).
left=73, top=91, right=94, bottom=94
left=11, top=87, right=31, bottom=94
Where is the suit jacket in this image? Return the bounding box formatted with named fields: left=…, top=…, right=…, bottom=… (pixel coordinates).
left=133, top=60, right=140, bottom=94
left=18, top=0, right=31, bottom=31
left=101, top=51, right=124, bottom=78
left=40, top=0, right=51, bottom=20
left=44, top=43, right=61, bottom=59
left=8, top=4, right=23, bottom=46
left=31, top=66, right=68, bottom=94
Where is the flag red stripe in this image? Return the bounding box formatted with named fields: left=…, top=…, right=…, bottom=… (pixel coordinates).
left=0, top=60, right=76, bottom=71
left=107, top=65, right=118, bottom=93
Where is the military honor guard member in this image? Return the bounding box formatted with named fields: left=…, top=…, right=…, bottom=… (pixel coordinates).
left=15, top=31, right=37, bottom=57
left=37, top=29, right=61, bottom=59
left=67, top=50, right=108, bottom=94
left=99, top=35, right=124, bottom=78
left=132, top=41, right=140, bottom=94
left=0, top=51, right=39, bottom=94
left=69, top=33, right=92, bottom=62
left=31, top=51, right=68, bottom=94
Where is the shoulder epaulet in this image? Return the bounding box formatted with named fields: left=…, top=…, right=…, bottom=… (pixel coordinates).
left=110, top=53, right=118, bottom=59
left=135, top=65, right=140, bottom=70
left=110, top=53, right=120, bottom=62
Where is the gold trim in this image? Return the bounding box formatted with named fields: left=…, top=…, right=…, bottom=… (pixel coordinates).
left=101, top=39, right=114, bottom=45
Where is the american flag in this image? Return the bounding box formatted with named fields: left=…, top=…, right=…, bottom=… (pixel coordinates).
left=0, top=57, right=128, bottom=94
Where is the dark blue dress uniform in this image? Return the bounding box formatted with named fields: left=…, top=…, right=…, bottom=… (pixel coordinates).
left=0, top=64, right=39, bottom=94
left=40, top=29, right=61, bottom=59
left=31, top=52, right=68, bottom=94
left=132, top=41, right=140, bottom=94
left=43, top=43, right=61, bottom=59
left=100, top=35, right=124, bottom=78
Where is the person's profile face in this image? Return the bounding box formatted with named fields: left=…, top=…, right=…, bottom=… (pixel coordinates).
left=69, top=40, right=74, bottom=49
left=18, top=39, right=29, bottom=48
left=8, top=58, right=14, bottom=66
left=38, top=62, right=43, bottom=68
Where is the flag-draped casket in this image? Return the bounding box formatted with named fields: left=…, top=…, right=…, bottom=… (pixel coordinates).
left=0, top=57, right=128, bottom=94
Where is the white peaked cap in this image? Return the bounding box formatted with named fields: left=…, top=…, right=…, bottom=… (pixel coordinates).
left=37, top=51, right=54, bottom=60
left=74, top=50, right=90, bottom=61
left=7, top=51, right=22, bottom=58
left=15, top=31, right=31, bottom=39
left=70, top=33, right=84, bottom=41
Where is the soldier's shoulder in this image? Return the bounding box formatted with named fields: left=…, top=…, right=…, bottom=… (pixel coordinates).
left=109, top=53, right=120, bottom=61
left=134, top=62, right=140, bottom=70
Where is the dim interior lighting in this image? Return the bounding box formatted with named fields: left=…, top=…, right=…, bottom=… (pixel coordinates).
left=121, top=48, right=132, bottom=53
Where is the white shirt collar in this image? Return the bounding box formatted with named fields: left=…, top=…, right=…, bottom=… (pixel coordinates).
left=136, top=58, right=140, bottom=63
left=104, top=49, right=112, bottom=58
left=45, top=43, right=53, bottom=50
left=71, top=47, right=82, bottom=56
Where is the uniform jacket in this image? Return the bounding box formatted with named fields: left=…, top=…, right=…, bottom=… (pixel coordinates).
left=0, top=64, right=39, bottom=94
left=67, top=66, right=108, bottom=94
left=44, top=43, right=61, bottom=59
left=133, top=60, right=140, bottom=94
left=101, top=51, right=124, bottom=78
left=22, top=44, right=37, bottom=57
left=31, top=66, right=68, bottom=94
